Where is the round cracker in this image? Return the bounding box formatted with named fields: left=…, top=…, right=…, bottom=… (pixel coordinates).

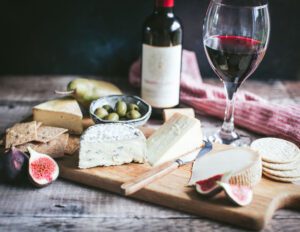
left=263, top=166, right=300, bottom=178
left=251, top=137, right=300, bottom=164
left=263, top=172, right=300, bottom=183
left=263, top=158, right=300, bottom=171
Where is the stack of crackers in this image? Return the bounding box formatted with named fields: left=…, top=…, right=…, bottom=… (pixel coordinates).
left=251, top=138, right=300, bottom=183
left=4, top=121, right=79, bottom=158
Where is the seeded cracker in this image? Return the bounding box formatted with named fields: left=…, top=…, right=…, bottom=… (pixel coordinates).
left=35, top=125, right=68, bottom=143
left=263, top=172, right=300, bottom=183
left=263, top=166, right=300, bottom=178
left=37, top=122, right=43, bottom=128
left=251, top=137, right=300, bottom=164
left=64, top=135, right=80, bottom=155
left=263, top=159, right=300, bottom=171
left=16, top=133, right=69, bottom=158
left=5, top=121, right=38, bottom=149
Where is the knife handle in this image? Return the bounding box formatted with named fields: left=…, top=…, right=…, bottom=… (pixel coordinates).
left=121, top=161, right=179, bottom=196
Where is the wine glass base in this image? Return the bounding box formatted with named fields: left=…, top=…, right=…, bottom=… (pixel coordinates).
left=207, top=130, right=251, bottom=147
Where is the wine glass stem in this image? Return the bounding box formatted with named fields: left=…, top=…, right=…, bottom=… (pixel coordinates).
left=220, top=82, right=238, bottom=136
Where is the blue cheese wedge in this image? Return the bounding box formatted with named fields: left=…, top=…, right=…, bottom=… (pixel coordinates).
left=79, top=124, right=146, bottom=168
left=147, top=113, right=203, bottom=166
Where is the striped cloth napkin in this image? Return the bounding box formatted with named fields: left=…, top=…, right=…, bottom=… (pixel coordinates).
left=129, top=50, right=300, bottom=147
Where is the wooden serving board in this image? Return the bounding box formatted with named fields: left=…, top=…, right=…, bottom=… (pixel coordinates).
left=57, top=143, right=300, bottom=231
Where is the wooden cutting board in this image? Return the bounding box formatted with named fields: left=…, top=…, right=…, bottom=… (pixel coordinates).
left=57, top=142, right=300, bottom=231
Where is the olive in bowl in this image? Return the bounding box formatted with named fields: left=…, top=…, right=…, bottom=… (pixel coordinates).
left=90, top=95, right=152, bottom=127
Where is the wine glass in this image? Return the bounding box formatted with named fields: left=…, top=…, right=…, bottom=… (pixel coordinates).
left=203, top=0, right=270, bottom=145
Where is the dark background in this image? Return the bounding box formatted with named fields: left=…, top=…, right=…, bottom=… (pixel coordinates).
left=0, top=0, right=299, bottom=80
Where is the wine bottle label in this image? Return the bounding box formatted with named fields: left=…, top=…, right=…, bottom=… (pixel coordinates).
left=141, top=44, right=182, bottom=108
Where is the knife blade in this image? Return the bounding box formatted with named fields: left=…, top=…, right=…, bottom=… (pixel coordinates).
left=175, top=140, right=213, bottom=166
left=188, top=140, right=213, bottom=185
left=121, top=140, right=213, bottom=196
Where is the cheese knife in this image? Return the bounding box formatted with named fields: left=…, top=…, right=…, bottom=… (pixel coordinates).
left=121, top=140, right=213, bottom=196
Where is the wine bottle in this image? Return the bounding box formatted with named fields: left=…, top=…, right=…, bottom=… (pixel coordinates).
left=141, top=0, right=183, bottom=116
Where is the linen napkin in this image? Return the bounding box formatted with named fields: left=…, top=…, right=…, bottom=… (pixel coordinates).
left=129, top=50, right=300, bottom=147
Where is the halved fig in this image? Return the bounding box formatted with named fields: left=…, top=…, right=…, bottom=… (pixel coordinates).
left=195, top=172, right=231, bottom=197
left=217, top=182, right=253, bottom=206
left=28, top=147, right=59, bottom=187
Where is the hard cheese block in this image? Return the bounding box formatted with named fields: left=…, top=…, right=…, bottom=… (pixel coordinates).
left=163, top=108, right=195, bottom=122
left=79, top=124, right=147, bottom=168
left=33, top=98, right=83, bottom=134
left=147, top=113, right=203, bottom=166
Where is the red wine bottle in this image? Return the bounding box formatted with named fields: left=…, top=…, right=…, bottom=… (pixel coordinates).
left=141, top=0, right=183, bottom=116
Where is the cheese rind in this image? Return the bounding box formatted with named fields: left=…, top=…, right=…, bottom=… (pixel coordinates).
left=147, top=113, right=203, bottom=166
left=33, top=98, right=83, bottom=134
left=79, top=124, right=146, bottom=168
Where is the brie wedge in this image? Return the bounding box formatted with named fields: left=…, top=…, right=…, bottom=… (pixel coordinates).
left=188, top=147, right=262, bottom=187
left=147, top=113, right=203, bottom=166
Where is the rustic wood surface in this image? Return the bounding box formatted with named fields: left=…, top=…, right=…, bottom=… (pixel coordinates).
left=0, top=76, right=299, bottom=232
left=58, top=143, right=300, bottom=230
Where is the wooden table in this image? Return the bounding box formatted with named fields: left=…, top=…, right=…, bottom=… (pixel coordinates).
left=0, top=76, right=299, bottom=231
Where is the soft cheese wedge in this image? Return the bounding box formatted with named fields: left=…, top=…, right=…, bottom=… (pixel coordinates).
left=79, top=124, right=146, bottom=168
left=147, top=113, right=203, bottom=166
left=188, top=147, right=262, bottom=187
left=33, top=98, right=83, bottom=134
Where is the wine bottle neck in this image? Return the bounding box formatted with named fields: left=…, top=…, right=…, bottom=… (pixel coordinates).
left=155, top=0, right=174, bottom=8
left=154, top=7, right=174, bottom=15
left=154, top=0, right=174, bottom=14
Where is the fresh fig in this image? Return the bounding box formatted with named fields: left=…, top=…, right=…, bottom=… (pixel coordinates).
left=217, top=182, right=253, bottom=206
left=1, top=147, right=28, bottom=183
left=195, top=172, right=231, bottom=197
left=28, top=147, right=59, bottom=187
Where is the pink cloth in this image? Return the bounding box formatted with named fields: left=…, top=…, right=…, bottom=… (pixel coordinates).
left=129, top=50, right=300, bottom=146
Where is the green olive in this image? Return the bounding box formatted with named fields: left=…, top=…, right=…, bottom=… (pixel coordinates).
left=104, top=113, right=119, bottom=121
left=127, top=103, right=139, bottom=112
left=126, top=110, right=141, bottom=119
left=94, top=107, right=108, bottom=119
left=115, top=101, right=127, bottom=117
left=102, top=104, right=113, bottom=113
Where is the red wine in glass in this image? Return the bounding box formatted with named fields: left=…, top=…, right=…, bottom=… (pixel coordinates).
left=204, top=35, right=266, bottom=88
left=203, top=0, right=270, bottom=145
